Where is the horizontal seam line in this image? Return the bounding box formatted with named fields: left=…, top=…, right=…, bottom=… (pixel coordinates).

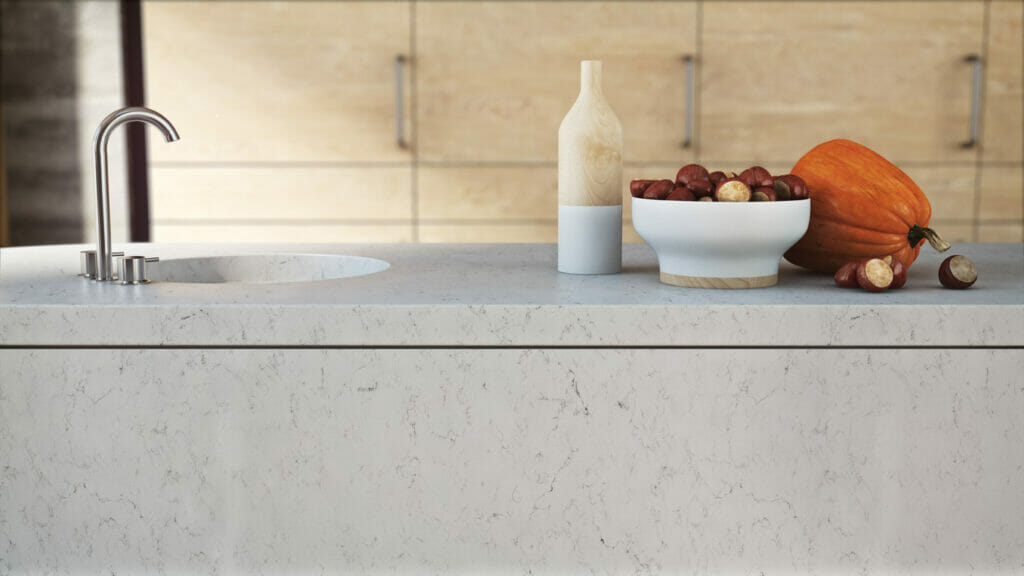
left=147, top=161, right=1022, bottom=168
left=152, top=219, right=623, bottom=226
left=2, top=345, right=1020, bottom=351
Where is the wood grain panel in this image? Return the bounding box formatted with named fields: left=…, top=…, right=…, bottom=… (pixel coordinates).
left=981, top=1, right=1024, bottom=162
left=417, top=1, right=697, bottom=163
left=900, top=165, right=977, bottom=222
left=977, top=223, right=1023, bottom=243
left=151, top=166, right=412, bottom=221
left=418, top=222, right=641, bottom=243
left=924, top=221, right=975, bottom=244
left=661, top=271, right=778, bottom=290
left=143, top=1, right=411, bottom=162
left=419, top=166, right=644, bottom=243
left=418, top=223, right=556, bottom=243
left=978, top=165, right=1023, bottom=221
left=700, top=1, right=984, bottom=164
left=622, top=223, right=644, bottom=244
left=152, top=224, right=413, bottom=244
left=418, top=167, right=555, bottom=221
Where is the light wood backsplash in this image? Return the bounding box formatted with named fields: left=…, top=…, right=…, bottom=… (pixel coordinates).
left=700, top=1, right=984, bottom=165
left=982, top=0, right=1024, bottom=163
left=142, top=0, right=1022, bottom=245
left=417, top=1, right=697, bottom=164
left=978, top=166, right=1024, bottom=242
left=144, top=1, right=411, bottom=163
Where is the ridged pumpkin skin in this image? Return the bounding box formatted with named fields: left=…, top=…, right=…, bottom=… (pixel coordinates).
left=784, top=139, right=932, bottom=273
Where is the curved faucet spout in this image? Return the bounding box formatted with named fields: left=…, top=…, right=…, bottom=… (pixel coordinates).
left=92, top=107, right=179, bottom=281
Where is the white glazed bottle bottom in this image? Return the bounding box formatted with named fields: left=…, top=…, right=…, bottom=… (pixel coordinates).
left=557, top=205, right=622, bottom=275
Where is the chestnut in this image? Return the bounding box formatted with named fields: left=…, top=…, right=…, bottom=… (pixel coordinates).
left=698, top=196, right=714, bottom=202
left=751, top=187, right=777, bottom=202
left=833, top=261, right=860, bottom=288
left=666, top=186, right=697, bottom=201
left=773, top=177, right=792, bottom=201
left=714, top=178, right=751, bottom=202
left=857, top=258, right=893, bottom=292
left=708, top=171, right=727, bottom=187
left=938, top=255, right=977, bottom=289
left=739, top=166, right=773, bottom=189
left=630, top=179, right=655, bottom=198
left=775, top=174, right=808, bottom=200
left=643, top=179, right=675, bottom=200
left=890, top=258, right=907, bottom=289
left=686, top=178, right=714, bottom=197
left=675, top=164, right=710, bottom=186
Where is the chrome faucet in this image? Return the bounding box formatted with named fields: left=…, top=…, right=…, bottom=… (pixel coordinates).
left=91, top=107, right=179, bottom=281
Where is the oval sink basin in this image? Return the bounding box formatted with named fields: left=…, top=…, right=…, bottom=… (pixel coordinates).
left=149, top=254, right=389, bottom=284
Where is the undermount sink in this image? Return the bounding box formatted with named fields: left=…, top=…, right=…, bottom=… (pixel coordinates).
left=148, top=254, right=389, bottom=284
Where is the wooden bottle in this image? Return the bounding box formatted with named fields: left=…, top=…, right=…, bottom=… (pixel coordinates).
left=557, top=60, right=623, bottom=274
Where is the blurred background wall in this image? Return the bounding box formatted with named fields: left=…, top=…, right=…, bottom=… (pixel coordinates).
left=1, top=0, right=83, bottom=245
left=2, top=0, right=1022, bottom=247
left=0, top=0, right=126, bottom=248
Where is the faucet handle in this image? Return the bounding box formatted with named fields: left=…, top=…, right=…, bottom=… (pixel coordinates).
left=118, top=255, right=159, bottom=285
left=79, top=250, right=124, bottom=279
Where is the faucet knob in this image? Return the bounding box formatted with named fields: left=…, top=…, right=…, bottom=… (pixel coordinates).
left=79, top=250, right=123, bottom=279
left=118, top=255, right=159, bottom=285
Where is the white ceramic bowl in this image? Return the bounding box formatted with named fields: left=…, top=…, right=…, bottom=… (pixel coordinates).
left=631, top=197, right=810, bottom=289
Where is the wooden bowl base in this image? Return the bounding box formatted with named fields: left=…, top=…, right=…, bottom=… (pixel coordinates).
left=660, top=271, right=778, bottom=289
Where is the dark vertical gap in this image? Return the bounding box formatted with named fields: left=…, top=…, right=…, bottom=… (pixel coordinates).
left=121, top=0, right=149, bottom=242
left=0, top=96, right=8, bottom=248
left=410, top=0, right=419, bottom=243
left=971, top=0, right=992, bottom=242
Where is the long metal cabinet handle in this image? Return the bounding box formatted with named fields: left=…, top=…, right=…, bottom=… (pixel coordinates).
left=962, top=54, right=982, bottom=149
left=395, top=55, right=408, bottom=149
left=682, top=55, right=694, bottom=149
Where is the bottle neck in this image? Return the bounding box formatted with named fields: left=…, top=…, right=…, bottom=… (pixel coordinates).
left=578, top=60, right=603, bottom=100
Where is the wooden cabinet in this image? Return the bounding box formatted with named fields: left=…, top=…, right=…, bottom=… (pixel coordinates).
left=900, top=165, right=978, bottom=242
left=143, top=1, right=413, bottom=242
left=978, top=165, right=1024, bottom=242
left=699, top=1, right=984, bottom=165
left=144, top=1, right=412, bottom=163
left=415, top=1, right=697, bottom=241
left=416, top=165, right=678, bottom=243
left=978, top=1, right=1023, bottom=242
left=981, top=0, right=1024, bottom=163
left=416, top=1, right=698, bottom=163
left=150, top=165, right=414, bottom=243
left=136, top=0, right=1018, bottom=244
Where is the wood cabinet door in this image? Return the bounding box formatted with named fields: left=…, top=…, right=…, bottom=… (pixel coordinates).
left=143, top=1, right=412, bottom=163
left=981, top=0, right=1023, bottom=163
left=699, top=1, right=984, bottom=165
left=417, top=1, right=698, bottom=163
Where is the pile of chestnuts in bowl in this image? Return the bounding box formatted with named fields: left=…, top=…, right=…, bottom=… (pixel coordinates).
left=630, top=164, right=809, bottom=203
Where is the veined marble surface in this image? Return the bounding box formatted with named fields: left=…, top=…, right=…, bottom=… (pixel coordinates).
left=0, top=242, right=1021, bottom=346
left=2, top=348, right=1022, bottom=574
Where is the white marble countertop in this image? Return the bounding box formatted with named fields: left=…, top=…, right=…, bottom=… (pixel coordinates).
left=0, top=242, right=1021, bottom=347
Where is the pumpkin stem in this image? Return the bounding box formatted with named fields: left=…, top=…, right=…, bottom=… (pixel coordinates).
left=907, top=225, right=951, bottom=252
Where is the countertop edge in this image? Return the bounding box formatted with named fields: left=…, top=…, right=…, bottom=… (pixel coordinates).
left=2, top=303, right=1021, bottom=347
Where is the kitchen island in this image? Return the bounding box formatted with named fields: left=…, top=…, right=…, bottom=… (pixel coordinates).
left=1, top=242, right=1022, bottom=574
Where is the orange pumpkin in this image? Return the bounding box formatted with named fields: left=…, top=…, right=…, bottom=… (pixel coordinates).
left=784, top=139, right=949, bottom=273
